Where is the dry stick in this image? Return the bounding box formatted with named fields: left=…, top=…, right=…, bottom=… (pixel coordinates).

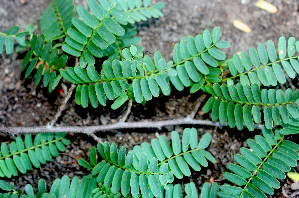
left=48, top=84, right=76, bottom=127
left=91, top=99, right=133, bottom=142
left=120, top=99, right=133, bottom=122
left=0, top=116, right=262, bottom=135
left=90, top=133, right=103, bottom=143
left=47, top=83, right=100, bottom=143
left=190, top=94, right=207, bottom=119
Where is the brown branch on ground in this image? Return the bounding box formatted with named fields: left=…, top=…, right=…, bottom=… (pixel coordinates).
left=190, top=94, right=207, bottom=119
left=90, top=133, right=103, bottom=143
left=1, top=83, right=261, bottom=137
left=48, top=84, right=76, bottom=127
left=0, top=116, right=262, bottom=135
left=120, top=99, right=133, bottom=122
left=90, top=99, right=133, bottom=142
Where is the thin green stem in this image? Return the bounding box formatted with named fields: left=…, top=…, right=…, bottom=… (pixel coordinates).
left=79, top=4, right=116, bottom=58
left=0, top=32, right=16, bottom=37
left=125, top=6, right=161, bottom=15
left=93, top=158, right=162, bottom=176
left=203, top=20, right=215, bottom=32
left=222, top=56, right=299, bottom=82
left=210, top=93, right=297, bottom=107
left=53, top=1, right=68, bottom=36
left=74, top=43, right=216, bottom=85
left=92, top=147, right=204, bottom=176
left=239, top=137, right=284, bottom=197
left=0, top=137, right=64, bottom=160
left=158, top=148, right=202, bottom=166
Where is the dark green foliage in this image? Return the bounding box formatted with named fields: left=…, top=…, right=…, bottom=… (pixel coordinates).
left=0, top=175, right=96, bottom=198
left=21, top=34, right=67, bottom=92
left=79, top=128, right=212, bottom=198
left=218, top=127, right=299, bottom=198
left=225, top=37, right=299, bottom=86
left=40, top=0, right=76, bottom=41
left=61, top=27, right=229, bottom=109
left=202, top=83, right=299, bottom=130
left=0, top=133, right=70, bottom=178
left=61, top=0, right=164, bottom=67
left=1, top=0, right=299, bottom=197
left=0, top=25, right=31, bottom=54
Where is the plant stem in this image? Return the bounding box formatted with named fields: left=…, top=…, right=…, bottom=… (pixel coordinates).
left=0, top=116, right=262, bottom=135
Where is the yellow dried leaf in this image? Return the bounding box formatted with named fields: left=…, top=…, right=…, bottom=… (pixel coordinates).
left=233, top=20, right=251, bottom=33
left=255, top=0, right=278, bottom=14
left=287, top=172, right=299, bottom=182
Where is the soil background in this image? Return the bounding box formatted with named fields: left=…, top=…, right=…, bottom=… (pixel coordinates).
left=0, top=0, right=299, bottom=197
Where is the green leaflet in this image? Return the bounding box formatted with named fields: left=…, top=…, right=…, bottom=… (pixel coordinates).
left=208, top=48, right=226, bottom=60
left=216, top=40, right=230, bottom=48
left=267, top=40, right=277, bottom=62
left=219, top=101, right=228, bottom=124
left=5, top=37, right=14, bottom=54
left=133, top=79, right=143, bottom=103
left=278, top=36, right=286, bottom=59
left=203, top=30, right=212, bottom=48
left=223, top=172, right=246, bottom=186
left=177, top=65, right=191, bottom=86
left=201, top=53, right=218, bottom=67
left=155, top=75, right=170, bottom=96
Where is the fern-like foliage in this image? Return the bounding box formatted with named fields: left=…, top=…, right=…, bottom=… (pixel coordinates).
left=91, top=181, right=200, bottom=198
left=224, top=37, right=299, bottom=86
left=202, top=82, right=299, bottom=130
left=21, top=34, right=68, bottom=92
left=0, top=176, right=201, bottom=198
left=78, top=128, right=214, bottom=198
left=40, top=0, right=76, bottom=41
left=0, top=133, right=70, bottom=178
left=278, top=117, right=299, bottom=135
left=201, top=37, right=299, bottom=131
left=61, top=27, right=230, bottom=109
left=61, top=0, right=164, bottom=68
left=0, top=25, right=32, bottom=54
left=218, top=126, right=299, bottom=198
left=0, top=175, right=96, bottom=198
left=102, top=25, right=142, bottom=62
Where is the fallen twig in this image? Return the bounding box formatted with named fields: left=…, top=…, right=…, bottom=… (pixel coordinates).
left=120, top=99, right=133, bottom=122
left=190, top=94, right=207, bottom=119
left=48, top=84, right=76, bottom=127
left=0, top=116, right=262, bottom=135
left=90, top=133, right=103, bottom=143
left=89, top=99, right=133, bottom=142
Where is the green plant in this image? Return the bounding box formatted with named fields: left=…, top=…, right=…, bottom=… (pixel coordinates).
left=1, top=0, right=299, bottom=197
left=0, top=133, right=70, bottom=179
